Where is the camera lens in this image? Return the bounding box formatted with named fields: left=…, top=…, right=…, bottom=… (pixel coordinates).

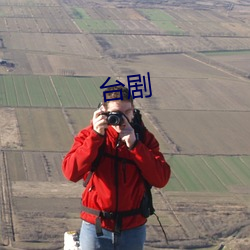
left=107, top=112, right=124, bottom=125
left=108, top=114, right=121, bottom=125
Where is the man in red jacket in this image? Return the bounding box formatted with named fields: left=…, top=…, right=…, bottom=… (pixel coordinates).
left=62, top=86, right=171, bottom=250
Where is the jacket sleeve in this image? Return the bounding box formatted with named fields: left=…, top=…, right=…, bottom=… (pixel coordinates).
left=62, top=127, right=105, bottom=182
left=130, top=129, right=171, bottom=188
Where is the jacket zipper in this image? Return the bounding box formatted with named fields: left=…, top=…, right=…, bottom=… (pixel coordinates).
left=114, top=145, right=119, bottom=211
left=114, top=138, right=121, bottom=235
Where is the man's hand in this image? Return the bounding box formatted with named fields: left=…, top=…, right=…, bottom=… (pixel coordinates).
left=119, top=116, right=137, bottom=149
left=92, top=107, right=108, bottom=136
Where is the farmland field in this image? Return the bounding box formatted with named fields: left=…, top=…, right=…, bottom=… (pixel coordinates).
left=0, top=108, right=21, bottom=149
left=68, top=7, right=161, bottom=34
left=75, top=19, right=119, bottom=33
left=1, top=0, right=250, bottom=250
left=138, top=8, right=184, bottom=34
left=0, top=75, right=107, bottom=108
left=203, top=50, right=250, bottom=73
left=16, top=108, right=73, bottom=151
left=2, top=31, right=110, bottom=75
left=166, top=8, right=250, bottom=36
left=147, top=109, right=250, bottom=155
left=165, top=155, right=250, bottom=192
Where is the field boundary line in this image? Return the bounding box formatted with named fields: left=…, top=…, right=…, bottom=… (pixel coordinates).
left=49, top=76, right=75, bottom=136
left=23, top=76, right=32, bottom=106
left=12, top=76, right=19, bottom=106
left=0, top=76, right=8, bottom=106
left=5, top=47, right=103, bottom=59
left=5, top=76, right=17, bottom=106
left=147, top=108, right=250, bottom=112
left=20, top=151, right=28, bottom=180
left=50, top=76, right=76, bottom=136
left=184, top=52, right=250, bottom=82
left=63, top=77, right=78, bottom=107
left=75, top=77, right=91, bottom=107
left=200, top=156, right=228, bottom=191
left=71, top=19, right=83, bottom=33
left=239, top=156, right=250, bottom=171
left=184, top=159, right=208, bottom=192
left=0, top=151, right=15, bottom=245
left=37, top=76, right=49, bottom=107
left=220, top=157, right=245, bottom=185
left=170, top=165, right=187, bottom=192
left=159, top=190, right=190, bottom=239
left=49, top=76, right=62, bottom=107
left=143, top=111, right=180, bottom=154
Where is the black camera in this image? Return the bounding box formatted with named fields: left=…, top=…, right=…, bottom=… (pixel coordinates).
left=102, top=111, right=124, bottom=126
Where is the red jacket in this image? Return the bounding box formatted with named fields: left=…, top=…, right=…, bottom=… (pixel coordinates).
left=62, top=124, right=171, bottom=231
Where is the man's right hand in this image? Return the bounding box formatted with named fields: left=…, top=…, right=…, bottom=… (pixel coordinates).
left=92, top=108, right=108, bottom=136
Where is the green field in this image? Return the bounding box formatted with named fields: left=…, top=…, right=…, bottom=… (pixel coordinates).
left=138, top=9, right=184, bottom=33
left=138, top=9, right=173, bottom=21
left=71, top=7, right=183, bottom=33
left=0, top=75, right=111, bottom=108
left=75, top=19, right=119, bottom=32
left=71, top=7, right=90, bottom=19
left=202, top=50, right=250, bottom=56
left=165, top=155, right=250, bottom=192
left=70, top=7, right=119, bottom=32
